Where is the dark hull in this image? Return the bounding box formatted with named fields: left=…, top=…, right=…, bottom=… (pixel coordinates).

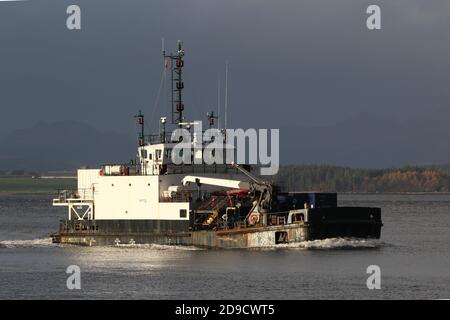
left=52, top=207, right=382, bottom=248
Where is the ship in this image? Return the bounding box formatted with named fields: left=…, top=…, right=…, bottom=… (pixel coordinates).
left=51, top=41, right=382, bottom=248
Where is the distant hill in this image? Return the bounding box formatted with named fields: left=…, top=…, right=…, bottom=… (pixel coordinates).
left=0, top=121, right=136, bottom=172
left=280, top=108, right=450, bottom=168
left=1, top=106, right=450, bottom=173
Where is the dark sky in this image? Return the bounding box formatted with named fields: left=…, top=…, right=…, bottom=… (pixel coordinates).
left=1, top=1, right=450, bottom=152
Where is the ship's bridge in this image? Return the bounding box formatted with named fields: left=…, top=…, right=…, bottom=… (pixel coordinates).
left=138, top=142, right=176, bottom=175
left=136, top=139, right=236, bottom=176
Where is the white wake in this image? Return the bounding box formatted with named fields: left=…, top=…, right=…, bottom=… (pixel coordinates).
left=0, top=238, right=55, bottom=248
left=0, top=237, right=383, bottom=250
left=114, top=243, right=205, bottom=251
left=265, top=237, right=382, bottom=250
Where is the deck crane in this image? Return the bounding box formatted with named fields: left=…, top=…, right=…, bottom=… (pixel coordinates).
left=181, top=163, right=276, bottom=225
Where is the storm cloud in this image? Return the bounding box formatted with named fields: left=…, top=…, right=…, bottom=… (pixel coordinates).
left=1, top=0, right=449, bottom=168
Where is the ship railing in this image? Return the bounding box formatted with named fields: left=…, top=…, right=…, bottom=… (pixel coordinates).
left=98, top=162, right=248, bottom=176
left=226, top=211, right=290, bottom=230
left=232, top=217, right=248, bottom=229
left=267, top=212, right=290, bottom=225
left=144, top=132, right=219, bottom=145
left=193, top=212, right=292, bottom=231
left=53, top=188, right=95, bottom=220
left=144, top=129, right=241, bottom=145
left=145, top=133, right=175, bottom=145
left=166, top=163, right=240, bottom=175
left=53, top=188, right=94, bottom=204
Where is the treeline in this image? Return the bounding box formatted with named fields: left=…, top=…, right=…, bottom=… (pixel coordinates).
left=274, top=165, right=450, bottom=192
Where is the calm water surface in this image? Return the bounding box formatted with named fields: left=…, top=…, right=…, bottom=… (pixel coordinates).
left=0, top=193, right=449, bottom=299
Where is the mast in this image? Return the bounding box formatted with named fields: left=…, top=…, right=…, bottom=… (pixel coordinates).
left=207, top=111, right=218, bottom=129
left=134, top=110, right=145, bottom=147
left=163, top=40, right=185, bottom=127
left=217, top=75, right=221, bottom=129
left=134, top=110, right=146, bottom=175
left=224, top=61, right=228, bottom=130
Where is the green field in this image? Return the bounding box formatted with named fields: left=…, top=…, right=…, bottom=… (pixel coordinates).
left=0, top=177, right=77, bottom=194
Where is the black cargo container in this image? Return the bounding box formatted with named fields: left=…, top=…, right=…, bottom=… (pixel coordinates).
left=275, top=192, right=337, bottom=211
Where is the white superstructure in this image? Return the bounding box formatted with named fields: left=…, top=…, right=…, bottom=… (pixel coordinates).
left=53, top=141, right=245, bottom=222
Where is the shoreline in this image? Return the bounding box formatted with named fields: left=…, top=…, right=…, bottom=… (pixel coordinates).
left=2, top=191, right=450, bottom=196
left=0, top=191, right=58, bottom=196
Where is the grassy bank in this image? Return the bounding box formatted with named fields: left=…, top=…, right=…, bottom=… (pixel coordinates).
left=0, top=177, right=76, bottom=194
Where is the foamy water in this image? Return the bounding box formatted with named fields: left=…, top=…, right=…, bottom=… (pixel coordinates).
left=275, top=237, right=383, bottom=250
left=0, top=237, right=383, bottom=250
left=0, top=238, right=204, bottom=251
left=0, top=238, right=55, bottom=248
left=115, top=238, right=383, bottom=250
left=114, top=243, right=205, bottom=251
